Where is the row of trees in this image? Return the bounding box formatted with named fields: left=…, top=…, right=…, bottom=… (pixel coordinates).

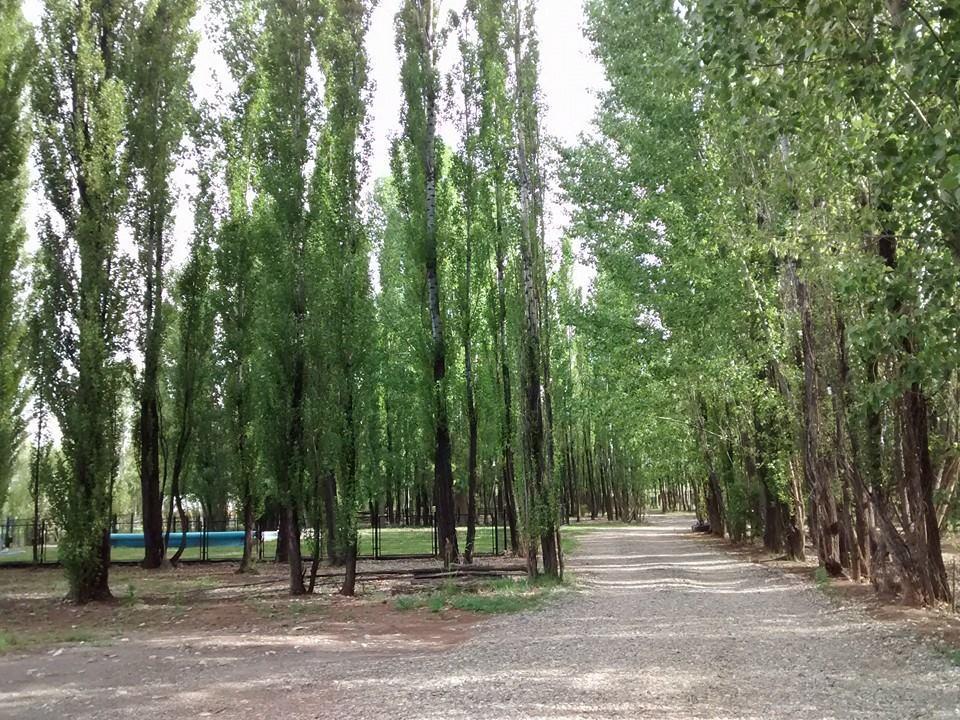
left=567, top=0, right=959, bottom=606
left=1, top=0, right=654, bottom=603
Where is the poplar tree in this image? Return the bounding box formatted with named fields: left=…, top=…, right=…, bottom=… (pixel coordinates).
left=475, top=0, right=520, bottom=554
left=126, top=0, right=198, bottom=569
left=451, top=5, right=483, bottom=563
left=0, top=0, right=32, bottom=513
left=309, top=0, right=374, bottom=596
left=253, top=0, right=318, bottom=595
left=32, top=0, right=133, bottom=602
left=396, top=0, right=459, bottom=562
left=509, top=0, right=559, bottom=577
left=164, top=161, right=216, bottom=564
left=213, top=0, right=263, bottom=574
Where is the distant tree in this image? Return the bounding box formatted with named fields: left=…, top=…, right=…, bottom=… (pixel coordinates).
left=164, top=162, right=216, bottom=564
left=213, top=0, right=265, bottom=574
left=125, top=0, right=198, bottom=569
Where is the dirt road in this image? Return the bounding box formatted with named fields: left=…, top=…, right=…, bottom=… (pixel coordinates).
left=2, top=514, right=957, bottom=719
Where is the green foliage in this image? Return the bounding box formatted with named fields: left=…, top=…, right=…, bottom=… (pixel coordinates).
left=940, top=647, right=960, bottom=668
left=566, top=0, right=959, bottom=598
left=15, top=0, right=956, bottom=610
left=121, top=583, right=138, bottom=607
left=814, top=567, right=831, bottom=589
left=32, top=0, right=137, bottom=602
left=0, top=0, right=33, bottom=514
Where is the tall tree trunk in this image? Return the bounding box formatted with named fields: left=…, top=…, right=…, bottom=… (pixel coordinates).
left=238, top=487, right=257, bottom=573
left=461, top=72, right=479, bottom=565
left=339, top=378, right=360, bottom=596
left=796, top=273, right=842, bottom=576
left=493, top=179, right=520, bottom=555
left=694, top=395, right=725, bottom=537
left=138, top=256, right=165, bottom=569
left=512, top=0, right=557, bottom=578
left=464, top=350, right=479, bottom=563
left=321, top=469, right=340, bottom=564
left=835, top=314, right=871, bottom=579
left=584, top=428, right=598, bottom=519
left=870, top=231, right=951, bottom=604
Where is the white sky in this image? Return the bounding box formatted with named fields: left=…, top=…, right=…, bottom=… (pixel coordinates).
left=22, top=0, right=603, bottom=288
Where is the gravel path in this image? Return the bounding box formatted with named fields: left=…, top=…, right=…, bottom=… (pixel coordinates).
left=3, top=513, right=958, bottom=719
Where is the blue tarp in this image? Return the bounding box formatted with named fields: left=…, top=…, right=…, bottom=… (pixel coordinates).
left=109, top=531, right=247, bottom=549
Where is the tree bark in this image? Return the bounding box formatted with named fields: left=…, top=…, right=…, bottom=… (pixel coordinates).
left=795, top=273, right=842, bottom=576
left=138, top=254, right=165, bottom=568
left=321, top=469, right=340, bottom=564
left=693, top=395, right=725, bottom=537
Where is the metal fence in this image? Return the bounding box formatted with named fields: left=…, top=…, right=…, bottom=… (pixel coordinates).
left=356, top=511, right=509, bottom=560
left=1, top=510, right=507, bottom=567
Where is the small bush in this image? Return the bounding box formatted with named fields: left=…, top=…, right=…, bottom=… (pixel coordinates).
left=393, top=595, right=420, bottom=611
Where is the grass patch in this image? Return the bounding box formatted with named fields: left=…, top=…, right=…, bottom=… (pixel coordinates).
left=937, top=646, right=960, bottom=667
left=0, top=628, right=98, bottom=655
left=814, top=566, right=830, bottom=589
left=121, top=583, right=138, bottom=607
left=0, top=631, right=18, bottom=652
left=449, top=593, right=539, bottom=614
left=393, top=595, right=420, bottom=611
left=58, top=629, right=96, bottom=644
left=393, top=576, right=562, bottom=615
left=561, top=527, right=589, bottom=556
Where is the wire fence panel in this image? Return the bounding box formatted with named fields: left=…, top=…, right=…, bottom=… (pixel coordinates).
left=2, top=510, right=508, bottom=567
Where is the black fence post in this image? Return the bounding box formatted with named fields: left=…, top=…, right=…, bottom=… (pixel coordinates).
left=499, top=487, right=507, bottom=554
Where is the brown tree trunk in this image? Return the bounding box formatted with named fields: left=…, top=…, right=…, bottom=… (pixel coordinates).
left=584, top=429, right=598, bottom=519
left=694, top=395, right=725, bottom=537
left=461, top=93, right=479, bottom=564
left=238, top=490, right=256, bottom=574
left=321, top=469, right=340, bottom=564
left=494, top=158, right=520, bottom=555
left=285, top=501, right=305, bottom=595
left=340, top=539, right=358, bottom=596
left=869, top=232, right=951, bottom=605
left=834, top=314, right=871, bottom=579
left=796, top=273, right=843, bottom=576
left=139, top=207, right=166, bottom=570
